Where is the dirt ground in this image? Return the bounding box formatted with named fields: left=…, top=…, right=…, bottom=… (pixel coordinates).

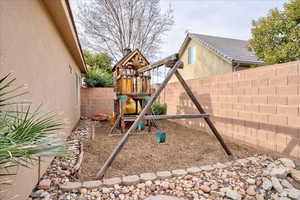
left=79, top=120, right=256, bottom=180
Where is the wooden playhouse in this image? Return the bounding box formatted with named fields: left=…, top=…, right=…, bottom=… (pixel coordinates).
left=111, top=49, right=152, bottom=133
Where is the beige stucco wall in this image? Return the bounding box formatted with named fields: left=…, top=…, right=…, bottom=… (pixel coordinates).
left=171, top=39, right=233, bottom=82
left=0, top=0, right=81, bottom=199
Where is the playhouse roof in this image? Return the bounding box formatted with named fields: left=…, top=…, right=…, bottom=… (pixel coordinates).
left=112, top=49, right=149, bottom=72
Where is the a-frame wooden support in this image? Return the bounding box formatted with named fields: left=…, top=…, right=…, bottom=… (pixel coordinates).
left=96, top=59, right=232, bottom=179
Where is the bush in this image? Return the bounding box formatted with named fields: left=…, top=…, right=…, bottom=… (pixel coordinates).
left=84, top=66, right=113, bottom=87
left=151, top=103, right=167, bottom=115
left=84, top=50, right=112, bottom=73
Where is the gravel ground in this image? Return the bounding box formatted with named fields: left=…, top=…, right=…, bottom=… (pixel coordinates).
left=31, top=120, right=300, bottom=200
left=33, top=155, right=300, bottom=200
left=80, top=120, right=255, bottom=179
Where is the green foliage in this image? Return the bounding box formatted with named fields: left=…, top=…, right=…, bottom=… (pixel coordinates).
left=249, top=0, right=300, bottom=64
left=83, top=50, right=114, bottom=87
left=0, top=74, right=71, bottom=184
left=85, top=66, right=113, bottom=87
left=151, top=103, right=167, bottom=115
left=84, top=50, right=112, bottom=73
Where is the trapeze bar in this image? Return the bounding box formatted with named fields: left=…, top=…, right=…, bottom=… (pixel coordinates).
left=137, top=53, right=180, bottom=73
left=122, top=114, right=209, bottom=121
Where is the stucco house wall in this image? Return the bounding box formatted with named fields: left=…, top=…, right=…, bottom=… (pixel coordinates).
left=0, top=0, right=84, bottom=199
left=171, top=39, right=233, bottom=82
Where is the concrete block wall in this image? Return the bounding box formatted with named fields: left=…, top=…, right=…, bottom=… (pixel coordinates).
left=80, top=61, right=300, bottom=159
left=165, top=61, right=300, bottom=159
left=80, top=88, right=114, bottom=117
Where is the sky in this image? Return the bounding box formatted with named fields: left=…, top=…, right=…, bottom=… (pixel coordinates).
left=70, top=0, right=289, bottom=82
left=158, top=0, right=288, bottom=58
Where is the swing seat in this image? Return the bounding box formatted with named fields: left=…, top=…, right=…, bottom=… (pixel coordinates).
left=156, top=130, right=166, bottom=143
left=120, top=95, right=128, bottom=103
left=138, top=122, right=145, bottom=131
left=145, top=96, right=152, bottom=102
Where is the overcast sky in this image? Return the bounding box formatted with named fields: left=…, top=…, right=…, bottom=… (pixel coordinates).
left=158, top=0, right=288, bottom=58
left=71, top=0, right=288, bottom=58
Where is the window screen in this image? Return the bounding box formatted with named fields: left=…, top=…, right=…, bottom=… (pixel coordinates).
left=188, top=46, right=196, bottom=64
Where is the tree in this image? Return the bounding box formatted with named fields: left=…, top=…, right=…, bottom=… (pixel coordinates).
left=74, top=0, right=174, bottom=61
left=84, top=66, right=114, bottom=87
left=84, top=50, right=112, bottom=72
left=83, top=50, right=113, bottom=87
left=249, top=0, right=300, bottom=64
left=0, top=74, right=71, bottom=184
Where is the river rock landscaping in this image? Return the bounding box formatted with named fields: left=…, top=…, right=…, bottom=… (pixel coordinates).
left=30, top=120, right=300, bottom=200
left=31, top=154, right=300, bottom=200
left=30, top=120, right=93, bottom=199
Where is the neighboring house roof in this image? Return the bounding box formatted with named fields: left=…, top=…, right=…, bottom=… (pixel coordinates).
left=43, top=0, right=86, bottom=72
left=179, top=33, right=263, bottom=65
left=112, top=49, right=149, bottom=72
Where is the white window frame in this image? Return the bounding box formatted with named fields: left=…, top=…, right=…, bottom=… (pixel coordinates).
left=188, top=46, right=196, bottom=64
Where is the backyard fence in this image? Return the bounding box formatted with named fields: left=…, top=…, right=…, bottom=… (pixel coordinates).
left=81, top=61, right=300, bottom=159
left=81, top=87, right=114, bottom=117
left=165, top=61, right=300, bottom=159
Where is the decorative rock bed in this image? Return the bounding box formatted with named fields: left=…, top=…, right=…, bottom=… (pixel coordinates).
left=32, top=151, right=300, bottom=200
left=30, top=120, right=300, bottom=200
left=31, top=120, right=93, bottom=199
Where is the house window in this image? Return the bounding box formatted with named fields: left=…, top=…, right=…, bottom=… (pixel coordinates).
left=188, top=46, right=196, bottom=64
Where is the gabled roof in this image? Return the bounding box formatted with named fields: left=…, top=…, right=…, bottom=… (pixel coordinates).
left=112, top=49, right=149, bottom=72
left=179, top=33, right=263, bottom=65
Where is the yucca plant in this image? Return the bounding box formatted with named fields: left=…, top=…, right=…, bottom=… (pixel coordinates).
left=0, top=74, right=72, bottom=185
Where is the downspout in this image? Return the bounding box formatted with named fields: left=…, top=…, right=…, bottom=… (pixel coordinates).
left=232, top=61, right=240, bottom=72
left=232, top=61, right=241, bottom=80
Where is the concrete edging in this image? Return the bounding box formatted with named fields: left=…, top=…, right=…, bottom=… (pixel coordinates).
left=59, top=158, right=256, bottom=192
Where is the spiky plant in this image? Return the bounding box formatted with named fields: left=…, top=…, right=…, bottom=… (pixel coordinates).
left=0, top=74, right=72, bottom=184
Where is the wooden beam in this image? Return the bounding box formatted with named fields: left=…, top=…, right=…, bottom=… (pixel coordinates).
left=96, top=61, right=184, bottom=179
left=108, top=115, right=121, bottom=136
left=137, top=54, right=179, bottom=73
left=174, top=70, right=232, bottom=156
left=122, top=114, right=209, bottom=121
left=116, top=92, right=151, bottom=97
left=145, top=114, right=209, bottom=120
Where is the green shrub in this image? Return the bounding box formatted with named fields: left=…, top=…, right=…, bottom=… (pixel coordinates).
left=151, top=103, right=167, bottom=115
left=84, top=50, right=112, bottom=73
left=84, top=66, right=113, bottom=87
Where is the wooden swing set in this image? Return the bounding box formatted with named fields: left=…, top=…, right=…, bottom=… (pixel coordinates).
left=96, top=49, right=232, bottom=179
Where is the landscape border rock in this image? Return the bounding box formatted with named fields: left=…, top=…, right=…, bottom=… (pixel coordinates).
left=140, top=173, right=157, bottom=181
left=171, top=169, right=187, bottom=177
left=122, top=175, right=140, bottom=185
left=72, top=142, right=84, bottom=173
left=82, top=180, right=102, bottom=189
left=53, top=156, right=300, bottom=200
left=59, top=182, right=82, bottom=192
left=156, top=171, right=172, bottom=179
left=103, top=177, right=122, bottom=187
left=186, top=167, right=201, bottom=174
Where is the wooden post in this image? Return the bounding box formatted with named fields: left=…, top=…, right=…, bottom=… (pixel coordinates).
left=96, top=61, right=183, bottom=179
left=108, top=115, right=121, bottom=136
left=174, top=70, right=232, bottom=156
left=148, top=120, right=152, bottom=133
